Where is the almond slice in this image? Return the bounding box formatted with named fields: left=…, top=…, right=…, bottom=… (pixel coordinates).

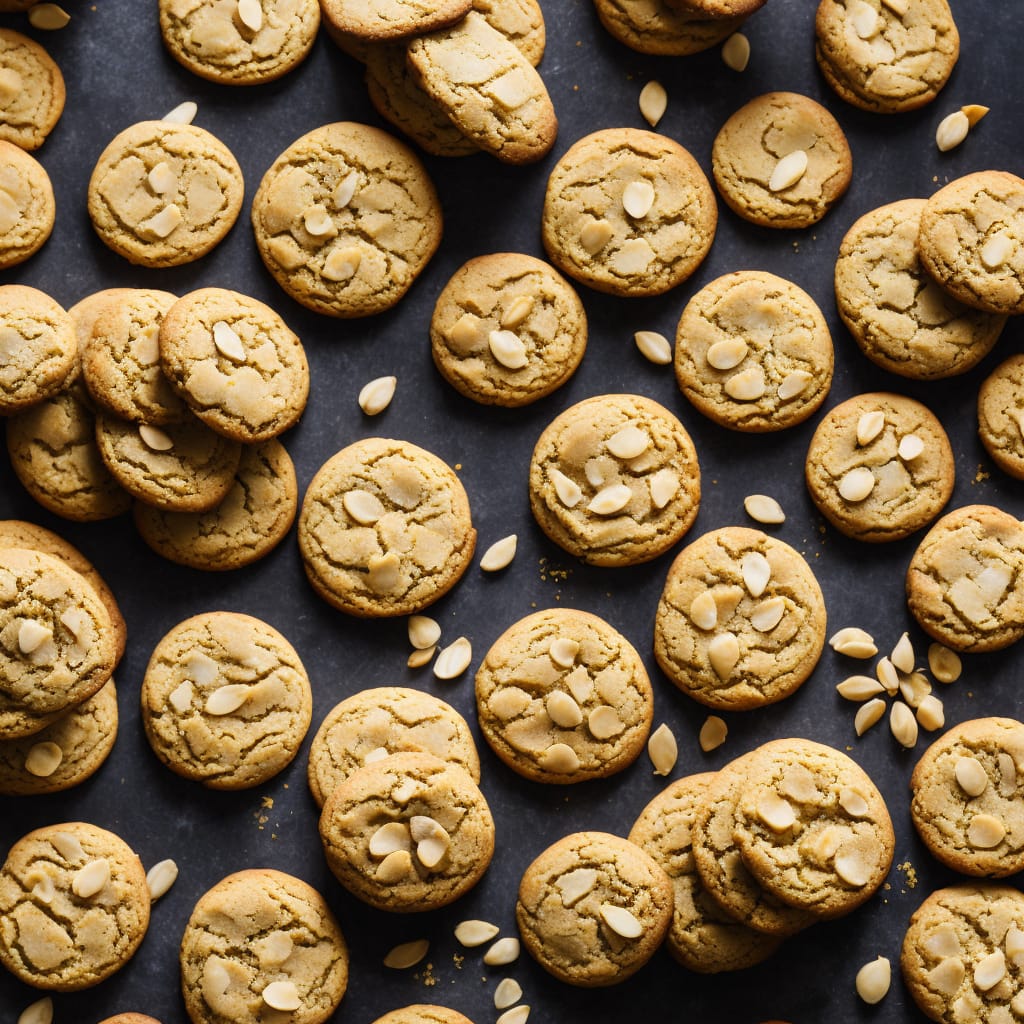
left=146, top=859, right=178, bottom=901
left=343, top=488, right=385, bottom=525
left=622, top=178, right=656, bottom=218
left=148, top=161, right=176, bottom=194
left=587, top=484, right=631, bottom=515
left=638, top=80, right=667, bottom=127
left=358, top=375, right=396, bottom=415
left=721, top=32, right=750, bottom=72
left=369, top=822, right=411, bottom=858
left=384, top=939, right=429, bottom=969
left=916, top=694, right=945, bottom=732
left=768, top=150, right=808, bottom=192
left=648, top=723, right=677, bottom=776
left=856, top=411, right=885, bottom=446
left=455, top=920, right=499, bottom=947
left=333, top=171, right=359, bottom=209
left=18, top=619, right=51, bottom=655
left=139, top=424, right=174, bottom=452
left=891, top=632, right=915, bottom=674
left=707, top=337, right=747, bottom=370
left=433, top=637, right=472, bottom=679
left=744, top=494, right=785, bottom=524
left=484, top=937, right=520, bottom=966
left=649, top=469, right=679, bottom=509
left=262, top=981, right=299, bottom=1012
left=935, top=110, right=969, bottom=152
left=580, top=219, right=613, bottom=255
left=698, top=715, right=727, bottom=752
left=838, top=467, right=875, bottom=502
left=708, top=632, right=740, bottom=680
left=408, top=615, right=441, bottom=650
left=634, top=330, right=672, bottom=364
left=489, top=329, right=529, bottom=370
left=16, top=998, right=53, bottom=1024
left=72, top=858, right=110, bottom=898
left=829, top=627, right=877, bottom=658
left=212, top=320, right=246, bottom=362
left=777, top=370, right=813, bottom=400
left=855, top=699, right=886, bottom=736
left=549, top=637, right=580, bottom=668
left=836, top=675, right=885, bottom=701
left=549, top=468, right=581, bottom=508
left=898, top=434, right=924, bottom=460
left=205, top=684, right=249, bottom=716
left=28, top=4, right=71, bottom=30
left=24, top=742, right=62, bottom=778
left=480, top=534, right=517, bottom=572
left=546, top=690, right=582, bottom=729
left=689, top=590, right=718, bottom=631
left=757, top=792, right=796, bottom=831
left=162, top=100, right=197, bottom=124
left=600, top=903, right=643, bottom=939
left=495, top=978, right=523, bottom=1010
left=749, top=597, right=785, bottom=632
left=606, top=425, right=649, bottom=460
left=741, top=551, right=771, bottom=597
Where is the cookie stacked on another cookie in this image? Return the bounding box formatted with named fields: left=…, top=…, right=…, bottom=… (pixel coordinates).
left=591, top=0, right=747, bottom=57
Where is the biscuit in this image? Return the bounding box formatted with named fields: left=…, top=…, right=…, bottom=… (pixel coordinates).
left=712, top=92, right=852, bottom=229
left=674, top=271, right=834, bottom=432
left=0, top=140, right=54, bottom=268
left=804, top=392, right=955, bottom=542
left=917, top=170, right=1024, bottom=316
left=834, top=199, right=1006, bottom=380
left=542, top=127, right=716, bottom=297
left=371, top=1009, right=474, bottom=1024
left=97, top=1016, right=163, bottom=1024
left=529, top=393, right=701, bottom=566
left=307, top=686, right=480, bottom=808
left=654, top=527, right=826, bottom=711
left=515, top=831, right=674, bottom=987
left=179, top=868, right=348, bottom=1024
left=140, top=611, right=312, bottom=790
left=905, top=504, right=1024, bottom=653
left=0, top=821, right=149, bottom=991
left=87, top=119, right=244, bottom=267
left=910, top=717, right=1024, bottom=878
left=978, top=355, right=1024, bottom=480
left=251, top=122, right=443, bottom=318
left=321, top=0, right=471, bottom=42
left=319, top=752, right=495, bottom=912
left=591, top=0, right=742, bottom=56
left=667, top=0, right=765, bottom=16
left=298, top=437, right=476, bottom=617
left=473, top=0, right=546, bottom=65
left=430, top=252, right=587, bottom=406
left=0, top=28, right=65, bottom=150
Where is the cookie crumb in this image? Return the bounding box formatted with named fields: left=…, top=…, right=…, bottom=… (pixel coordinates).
left=897, top=861, right=918, bottom=888
left=974, top=465, right=990, bottom=483
left=261, top=795, right=274, bottom=809
left=453, top=953, right=464, bottom=969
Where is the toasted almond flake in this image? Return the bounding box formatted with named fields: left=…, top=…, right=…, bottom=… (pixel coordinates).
left=168, top=681, right=194, bottom=714
left=855, top=956, right=891, bottom=1004
left=927, top=643, right=961, bottom=683
left=411, top=815, right=450, bottom=869
left=162, top=100, right=197, bottom=124
left=24, top=742, right=62, bottom=778
left=898, top=433, right=925, bottom=460
left=549, top=468, right=581, bottom=508
left=880, top=0, right=907, bottom=12
left=585, top=483, right=630, bottom=516
left=364, top=746, right=391, bottom=764
left=17, top=997, right=53, bottom=1024
left=500, top=295, right=534, bottom=330
left=757, top=792, right=796, bottom=832
left=649, top=468, right=679, bottom=509
left=18, top=619, right=51, bottom=655
left=556, top=867, right=598, bottom=906
left=855, top=698, right=886, bottom=736
left=981, top=232, right=1013, bottom=269
left=546, top=690, right=583, bottom=729
left=634, top=330, right=672, bottom=364
left=323, top=246, right=362, bottom=281
left=830, top=627, right=877, bottom=658
left=928, top=957, right=965, bottom=995
left=211, top=320, right=246, bottom=362
left=408, top=615, right=441, bottom=650
left=489, top=329, right=529, bottom=370
left=638, top=80, right=667, bottom=127
left=924, top=923, right=961, bottom=957
left=699, top=715, right=727, bottom=752
left=28, top=4, right=71, bottom=29
left=539, top=742, right=579, bottom=774
left=968, top=814, right=1006, bottom=849
left=140, top=203, right=183, bottom=239
left=622, top=180, right=655, bottom=219
left=549, top=637, right=580, bottom=668
left=724, top=365, right=766, bottom=401
left=73, top=858, right=110, bottom=898
left=768, top=150, right=808, bottom=192
left=889, top=701, right=918, bottom=748
left=750, top=597, right=785, bottom=633
left=434, top=636, right=471, bottom=679
left=455, top=920, right=499, bottom=947
left=708, top=632, right=740, bottom=681
left=599, top=903, right=643, bottom=939
left=935, top=110, right=969, bottom=152
left=358, top=375, right=396, bottom=415
left=961, top=104, right=990, bottom=127
left=974, top=949, right=1006, bottom=990
left=891, top=632, right=915, bottom=674
left=205, top=684, right=249, bottom=716
left=741, top=550, right=771, bottom=597
left=834, top=846, right=873, bottom=887
left=480, top=534, right=517, bottom=572
left=838, top=467, right=875, bottom=502
left=261, top=980, right=300, bottom=1012
left=648, top=723, right=677, bottom=776
left=955, top=755, right=988, bottom=797
left=237, top=0, right=263, bottom=32
left=744, top=494, right=785, bottom=524
left=495, top=978, right=523, bottom=1010
left=384, top=939, right=429, bottom=969
left=837, top=675, right=885, bottom=701
left=588, top=705, right=623, bottom=739
left=148, top=161, right=176, bottom=194
left=876, top=657, right=899, bottom=695
left=302, top=204, right=335, bottom=238
left=343, top=489, right=385, bottom=526
left=721, top=32, right=750, bottom=71
left=606, top=425, right=649, bottom=460
left=857, top=411, right=886, bottom=447
left=369, top=822, right=411, bottom=858
left=916, top=694, right=945, bottom=732
left=839, top=787, right=870, bottom=818
left=580, top=219, right=613, bottom=254
left=899, top=671, right=931, bottom=708
left=484, top=937, right=521, bottom=966
left=146, top=858, right=178, bottom=900
left=139, top=424, right=174, bottom=452
left=778, top=370, right=813, bottom=400
left=689, top=590, right=718, bottom=631
left=333, top=171, right=359, bottom=209
left=707, top=337, right=748, bottom=370
left=496, top=1007, right=530, bottom=1024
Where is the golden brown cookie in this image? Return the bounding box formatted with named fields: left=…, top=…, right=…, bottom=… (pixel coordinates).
left=0, top=140, right=54, bottom=268
left=592, top=0, right=743, bottom=56
left=371, top=1007, right=474, bottom=1024
left=321, top=0, right=471, bottom=42
left=978, top=355, right=1024, bottom=480
left=97, top=1016, right=163, bottom=1024
left=667, top=0, right=764, bottom=15
left=0, top=28, right=65, bottom=150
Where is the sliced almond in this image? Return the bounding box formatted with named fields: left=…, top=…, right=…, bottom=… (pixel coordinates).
left=708, top=632, right=740, bottom=681
left=455, top=920, right=499, bottom=947
left=857, top=411, right=886, bottom=446
left=741, top=551, right=771, bottom=597
left=928, top=957, right=965, bottom=996
left=890, top=632, right=915, bottom=674
left=480, top=534, right=517, bottom=572
left=757, top=792, right=796, bottom=832
left=838, top=787, right=870, bottom=818
left=849, top=0, right=879, bottom=37
left=648, top=723, right=677, bottom=776
left=555, top=867, right=598, bottom=906
left=433, top=636, right=471, bottom=679
left=72, top=858, right=110, bottom=898
left=998, top=753, right=1016, bottom=796
left=927, top=643, right=961, bottom=683
left=484, top=937, right=520, bottom=966
left=549, top=637, right=580, bottom=668
left=768, top=150, right=808, bottom=192
left=497, top=1008, right=530, bottom=1024
left=721, top=32, right=750, bottom=72
left=830, top=627, right=878, bottom=658
left=855, top=956, right=891, bottom=1005
left=587, top=483, right=632, bottom=515
left=303, top=204, right=335, bottom=237
left=744, top=494, right=785, bottom=525
left=16, top=998, right=53, bottom=1024
left=648, top=469, right=679, bottom=509
left=935, top=110, right=969, bottom=152
left=880, top=0, right=908, bottom=12
left=981, top=232, right=1013, bottom=269
left=211, top=320, right=246, bottom=362
left=488, top=329, right=529, bottom=370
left=876, top=657, right=900, bottom=695
left=634, top=330, right=672, bottom=365
left=546, top=690, right=583, bottom=729
left=323, top=246, right=362, bottom=281
left=162, top=100, right=197, bottom=124
left=724, top=365, right=766, bottom=401
left=855, top=698, right=886, bottom=736
left=377, top=850, right=415, bottom=884
left=369, top=822, right=411, bottom=858
left=580, top=219, right=613, bottom=255
left=777, top=370, right=813, bottom=400
left=707, top=337, right=748, bottom=370
left=600, top=903, right=643, bottom=939
left=698, top=715, right=727, bottom=752
left=332, top=170, right=359, bottom=209
left=974, top=949, right=1006, bottom=990
left=410, top=815, right=450, bottom=869
left=146, top=859, right=178, bottom=901
left=384, top=939, right=429, bottom=969
left=539, top=742, right=579, bottom=774
left=139, top=423, right=174, bottom=452
left=955, top=756, right=988, bottom=797
left=358, top=375, right=396, bottom=415
left=343, top=489, right=385, bottom=525
left=407, top=646, right=434, bottom=669
left=51, top=831, right=84, bottom=861
left=408, top=615, right=441, bottom=650
left=588, top=705, right=623, bottom=739
left=262, top=981, right=299, bottom=1012
left=549, top=468, right=582, bottom=508
left=140, top=203, right=183, bottom=239
left=916, top=694, right=945, bottom=732
left=834, top=846, right=873, bottom=887
left=495, top=978, right=523, bottom=1010
left=749, top=597, right=785, bottom=633
left=899, top=671, right=931, bottom=708
left=689, top=590, right=718, bottom=631
left=364, top=746, right=391, bottom=764
left=837, top=675, right=885, bottom=701
left=205, top=684, right=248, bottom=716
left=236, top=0, right=263, bottom=31
left=889, top=701, right=918, bottom=748
left=24, top=742, right=62, bottom=778
left=638, top=80, right=667, bottom=127
left=838, top=467, right=875, bottom=502
left=18, top=619, right=51, bottom=655
left=622, top=180, right=656, bottom=219
left=28, top=4, right=71, bottom=29
left=148, top=161, right=176, bottom=195
left=606, top=425, right=649, bottom=460
left=968, top=814, right=1006, bottom=849
left=961, top=104, right=990, bottom=127
left=898, top=434, right=924, bottom=460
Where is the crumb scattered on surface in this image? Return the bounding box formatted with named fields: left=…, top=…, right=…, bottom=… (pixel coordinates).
left=453, top=953, right=464, bottom=969
left=898, top=861, right=918, bottom=889
left=974, top=465, right=990, bottom=483
left=261, top=795, right=274, bottom=809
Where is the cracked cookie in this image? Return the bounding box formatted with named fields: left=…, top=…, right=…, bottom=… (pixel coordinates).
left=529, top=393, right=700, bottom=566
left=321, top=0, right=471, bottom=42
left=592, top=0, right=743, bottom=56
left=179, top=868, right=348, bottom=1024
left=0, top=140, right=54, bottom=269
left=430, top=252, right=587, bottom=407
left=0, top=28, right=65, bottom=150
left=667, top=0, right=765, bottom=16
left=98, top=1016, right=163, bottom=1024
left=473, top=0, right=546, bottom=65
left=140, top=611, right=312, bottom=790
left=371, top=1008, right=474, bottom=1024
left=319, top=751, right=495, bottom=912
left=542, top=127, right=716, bottom=297
left=978, top=355, right=1024, bottom=480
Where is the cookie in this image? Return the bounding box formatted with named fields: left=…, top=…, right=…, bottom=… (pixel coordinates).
left=667, top=0, right=765, bottom=16
left=900, top=883, right=1024, bottom=1024
left=712, top=92, right=852, bottom=229
left=0, top=679, right=118, bottom=796
left=69, top=289, right=137, bottom=367
left=159, top=0, right=320, bottom=85
left=515, top=830, right=674, bottom=987
left=628, top=773, right=783, bottom=973
left=406, top=13, right=557, bottom=165
left=179, top=868, right=348, bottom=1024
left=592, top=0, right=743, bottom=56
left=251, top=121, right=443, bottom=318
left=473, top=0, right=546, bottom=65
left=307, top=686, right=480, bottom=808
left=0, top=140, right=54, bottom=268
left=430, top=252, right=587, bottom=406
left=805, top=392, right=955, bottom=542
left=475, top=608, right=653, bottom=784
left=97, top=1016, right=163, bottom=1024
left=0, top=28, right=65, bottom=150
left=815, top=0, right=959, bottom=114
left=158, top=287, right=310, bottom=442
left=978, top=355, right=1024, bottom=480
left=542, top=127, right=716, bottom=297
left=674, top=271, right=834, bottom=432
left=320, top=0, right=471, bottom=42
left=0, top=821, right=149, bottom=991
left=298, top=437, right=476, bottom=617
left=0, top=284, right=77, bottom=416
left=654, top=527, right=826, bottom=711
left=371, top=1008, right=474, bottom=1024
left=910, top=717, right=1024, bottom=878
left=319, top=752, right=495, bottom=912
left=917, top=170, right=1024, bottom=316
left=87, top=119, right=244, bottom=268
left=133, top=438, right=297, bottom=571
left=140, top=611, right=312, bottom=790
left=834, top=199, right=1006, bottom=380
left=528, top=393, right=701, bottom=567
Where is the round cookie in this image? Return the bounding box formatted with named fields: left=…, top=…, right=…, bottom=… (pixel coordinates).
left=542, top=127, right=716, bottom=297
left=592, top=0, right=743, bottom=56
left=159, top=0, right=320, bottom=85
left=87, top=119, right=244, bottom=268
left=910, top=717, right=1024, bottom=878
left=900, top=883, right=1024, bottom=1024
left=0, top=821, right=149, bottom=991
left=97, top=1016, right=163, bottom=1024
left=0, top=140, right=54, bottom=269
left=320, top=0, right=471, bottom=41
left=0, top=679, right=118, bottom=796
left=133, top=438, right=297, bottom=571
left=307, top=686, right=480, bottom=808
left=805, top=392, right=955, bottom=543
left=529, top=393, right=701, bottom=567
left=140, top=611, right=312, bottom=790
left=654, top=527, right=826, bottom=711
left=674, top=271, right=834, bottom=432
left=515, top=830, right=674, bottom=987
left=0, top=28, right=65, bottom=150
left=815, top=0, right=959, bottom=114
left=158, top=287, right=310, bottom=442
left=712, top=92, right=852, bottom=229
left=628, top=773, right=783, bottom=973
left=298, top=437, right=476, bottom=617
left=473, top=0, right=546, bottom=65
left=835, top=199, right=1006, bottom=380
left=430, top=252, right=587, bottom=407
left=371, top=1008, right=474, bottom=1024
left=180, top=868, right=348, bottom=1024
left=667, top=0, right=765, bottom=15
left=474, top=608, right=653, bottom=784
left=917, top=171, right=1024, bottom=316
left=69, top=289, right=137, bottom=370
left=978, top=355, right=1024, bottom=480
left=318, top=752, right=495, bottom=912
left=906, top=504, right=1024, bottom=653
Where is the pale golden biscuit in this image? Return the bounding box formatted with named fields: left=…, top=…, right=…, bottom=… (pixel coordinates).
left=371, top=1007, right=473, bottom=1024
left=675, top=271, right=834, bottom=432
left=0, top=28, right=65, bottom=150
left=667, top=0, right=765, bottom=15
left=251, top=122, right=443, bottom=318
left=654, top=527, right=826, bottom=711
left=97, top=1016, right=163, bottom=1024
left=529, top=393, right=701, bottom=566
left=835, top=199, right=1006, bottom=380
left=592, top=0, right=742, bottom=56
left=87, top=120, right=244, bottom=268
left=542, top=127, right=716, bottom=297
left=473, top=0, right=545, bottom=65
left=0, top=140, right=54, bottom=268
left=321, top=0, right=471, bottom=41
left=179, top=869, right=348, bottom=1024
left=978, top=355, right=1024, bottom=480
left=68, top=289, right=137, bottom=371
left=516, top=831, right=674, bottom=987
left=712, top=92, right=852, bottom=229
left=906, top=504, right=1024, bottom=653
left=0, top=821, right=149, bottom=991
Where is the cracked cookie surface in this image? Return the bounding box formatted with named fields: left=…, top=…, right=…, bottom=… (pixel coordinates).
left=0, top=141, right=54, bottom=269
left=0, top=28, right=65, bottom=150
left=321, top=0, right=470, bottom=41
left=978, top=355, right=1024, bottom=480
left=592, top=0, right=742, bottom=56
left=371, top=1006, right=475, bottom=1024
